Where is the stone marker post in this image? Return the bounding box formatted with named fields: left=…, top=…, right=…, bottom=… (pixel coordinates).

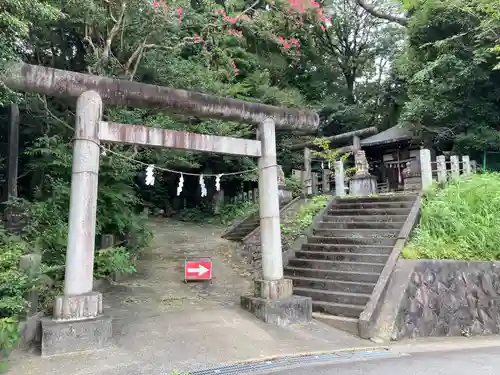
left=322, top=169, right=330, bottom=193
left=450, top=155, right=460, bottom=179
left=471, top=160, right=477, bottom=173
left=462, top=155, right=471, bottom=175
left=40, top=91, right=112, bottom=357
left=436, top=155, right=447, bottom=183
left=7, top=103, right=19, bottom=199
left=419, top=149, right=433, bottom=190
left=334, top=160, right=345, bottom=197
left=303, top=147, right=312, bottom=195
left=311, top=172, right=319, bottom=194
left=241, top=118, right=312, bottom=325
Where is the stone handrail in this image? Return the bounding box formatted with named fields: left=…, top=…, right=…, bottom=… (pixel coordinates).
left=241, top=196, right=302, bottom=243
left=282, top=195, right=336, bottom=267
left=358, top=194, right=422, bottom=339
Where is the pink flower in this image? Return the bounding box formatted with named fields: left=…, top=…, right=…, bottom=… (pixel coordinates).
left=176, top=7, right=184, bottom=23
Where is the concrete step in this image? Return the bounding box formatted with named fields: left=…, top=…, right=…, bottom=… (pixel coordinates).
left=288, top=258, right=385, bottom=273
left=312, top=228, right=399, bottom=238
left=322, top=215, right=408, bottom=223
left=312, top=300, right=365, bottom=318
left=308, top=236, right=396, bottom=246
left=301, top=243, right=394, bottom=255
left=284, top=267, right=380, bottom=283
left=288, top=276, right=376, bottom=294
left=295, top=250, right=389, bottom=264
left=294, top=287, right=371, bottom=305
left=223, top=235, right=244, bottom=241
left=238, top=223, right=259, bottom=230
left=313, top=313, right=359, bottom=336
left=318, top=221, right=405, bottom=230
left=328, top=208, right=411, bottom=216
left=332, top=201, right=413, bottom=210
left=337, top=194, right=417, bottom=203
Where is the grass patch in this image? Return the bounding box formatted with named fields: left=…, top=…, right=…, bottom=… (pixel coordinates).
left=403, top=172, right=500, bottom=260
left=281, top=195, right=329, bottom=245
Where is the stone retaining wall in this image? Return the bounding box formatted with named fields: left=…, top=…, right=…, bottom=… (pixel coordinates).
left=238, top=198, right=307, bottom=278
left=390, top=260, right=500, bottom=340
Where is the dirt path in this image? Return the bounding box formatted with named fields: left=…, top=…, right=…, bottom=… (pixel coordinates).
left=101, top=218, right=254, bottom=319
left=9, top=217, right=370, bottom=375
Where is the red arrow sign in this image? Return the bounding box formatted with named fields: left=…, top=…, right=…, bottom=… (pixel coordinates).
left=184, top=258, right=212, bottom=281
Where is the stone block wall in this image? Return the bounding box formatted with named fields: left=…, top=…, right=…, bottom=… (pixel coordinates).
left=393, top=260, right=500, bottom=339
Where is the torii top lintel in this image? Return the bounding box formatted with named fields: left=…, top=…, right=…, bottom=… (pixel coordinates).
left=2, top=63, right=319, bottom=132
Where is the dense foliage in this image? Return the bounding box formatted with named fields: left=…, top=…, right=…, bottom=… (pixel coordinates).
left=404, top=173, right=500, bottom=260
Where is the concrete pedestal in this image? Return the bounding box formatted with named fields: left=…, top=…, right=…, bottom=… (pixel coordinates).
left=41, top=315, right=112, bottom=357
left=278, top=185, right=293, bottom=204
left=349, top=174, right=377, bottom=196
left=241, top=279, right=312, bottom=325
left=41, top=291, right=112, bottom=356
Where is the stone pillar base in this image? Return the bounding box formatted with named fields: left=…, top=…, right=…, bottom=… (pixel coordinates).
left=54, top=291, right=103, bottom=320
left=349, top=174, right=377, bottom=196
left=41, top=291, right=112, bottom=356
left=41, top=315, right=112, bottom=357
left=278, top=185, right=293, bottom=204
left=241, top=279, right=312, bottom=325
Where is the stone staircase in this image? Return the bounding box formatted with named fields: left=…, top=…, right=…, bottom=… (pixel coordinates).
left=222, top=212, right=260, bottom=241
left=284, top=193, right=418, bottom=333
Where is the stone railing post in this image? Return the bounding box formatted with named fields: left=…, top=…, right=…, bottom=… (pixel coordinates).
left=40, top=91, right=112, bottom=357
left=450, top=155, right=460, bottom=179
left=462, top=155, right=471, bottom=175
left=471, top=160, right=477, bottom=173
left=277, top=165, right=292, bottom=203
left=436, top=155, right=447, bottom=183
left=334, top=160, right=345, bottom=197
left=311, top=172, right=319, bottom=194
left=322, top=169, right=331, bottom=193
left=19, top=254, right=42, bottom=316
left=419, top=149, right=433, bottom=190
left=303, top=147, right=312, bottom=195
left=241, top=117, right=312, bottom=325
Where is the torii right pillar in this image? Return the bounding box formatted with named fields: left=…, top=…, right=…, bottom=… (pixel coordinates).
left=241, top=118, right=312, bottom=325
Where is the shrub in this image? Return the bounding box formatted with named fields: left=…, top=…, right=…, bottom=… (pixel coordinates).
left=403, top=173, right=500, bottom=260
left=179, top=200, right=257, bottom=225
left=281, top=194, right=329, bottom=244
left=0, top=231, right=33, bottom=369
left=94, top=247, right=137, bottom=280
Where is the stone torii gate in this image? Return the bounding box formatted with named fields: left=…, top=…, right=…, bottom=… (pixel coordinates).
left=1, top=63, right=319, bottom=356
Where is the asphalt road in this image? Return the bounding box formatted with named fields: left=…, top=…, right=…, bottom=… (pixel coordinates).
left=258, top=346, right=500, bottom=375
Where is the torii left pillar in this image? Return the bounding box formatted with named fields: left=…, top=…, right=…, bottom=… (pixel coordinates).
left=40, top=91, right=112, bottom=357
left=241, top=118, right=312, bottom=325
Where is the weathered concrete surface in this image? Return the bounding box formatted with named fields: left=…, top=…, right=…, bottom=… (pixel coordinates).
left=8, top=219, right=369, bottom=374
left=241, top=295, right=312, bottom=325
left=40, top=315, right=112, bottom=357
left=259, top=346, right=500, bottom=375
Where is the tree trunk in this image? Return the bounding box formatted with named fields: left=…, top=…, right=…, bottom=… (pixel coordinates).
left=1, top=63, right=319, bottom=132
left=345, top=73, right=356, bottom=105
left=354, top=0, right=408, bottom=26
